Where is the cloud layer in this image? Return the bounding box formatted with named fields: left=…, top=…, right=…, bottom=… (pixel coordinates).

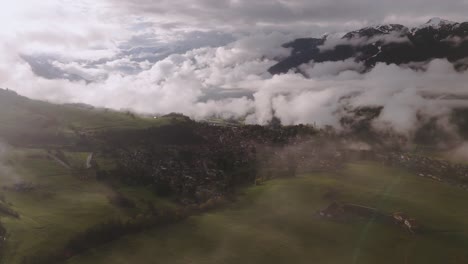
left=6, top=34, right=468, bottom=136
left=110, top=0, right=468, bottom=31
left=2, top=0, right=468, bottom=138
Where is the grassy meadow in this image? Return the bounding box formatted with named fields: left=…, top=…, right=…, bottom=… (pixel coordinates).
left=67, top=162, right=468, bottom=264
left=0, top=147, right=177, bottom=263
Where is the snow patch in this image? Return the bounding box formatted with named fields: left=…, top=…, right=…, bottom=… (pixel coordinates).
left=413, top=17, right=458, bottom=31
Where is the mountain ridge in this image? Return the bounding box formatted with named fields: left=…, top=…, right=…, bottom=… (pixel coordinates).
left=269, top=18, right=468, bottom=75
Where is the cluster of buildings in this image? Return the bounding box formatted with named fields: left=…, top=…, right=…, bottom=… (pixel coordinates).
left=379, top=152, right=468, bottom=189
left=115, top=123, right=318, bottom=204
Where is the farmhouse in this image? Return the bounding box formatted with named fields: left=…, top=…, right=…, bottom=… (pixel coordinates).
left=391, top=212, right=420, bottom=233
left=319, top=202, right=345, bottom=218
left=392, top=212, right=408, bottom=223
left=404, top=219, right=419, bottom=233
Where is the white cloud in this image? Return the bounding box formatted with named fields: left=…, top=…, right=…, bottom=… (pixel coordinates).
left=108, top=0, right=468, bottom=32
left=5, top=31, right=468, bottom=138
left=300, top=59, right=366, bottom=78
left=319, top=32, right=410, bottom=51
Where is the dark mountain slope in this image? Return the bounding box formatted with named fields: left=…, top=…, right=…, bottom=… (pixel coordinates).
left=269, top=18, right=468, bottom=74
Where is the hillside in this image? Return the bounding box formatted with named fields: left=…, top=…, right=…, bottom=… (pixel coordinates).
left=0, top=89, right=174, bottom=148
left=0, top=89, right=193, bottom=263
left=0, top=90, right=319, bottom=263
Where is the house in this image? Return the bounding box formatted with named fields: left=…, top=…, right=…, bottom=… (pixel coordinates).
left=404, top=219, right=419, bottom=233
left=392, top=212, right=408, bottom=223
left=392, top=212, right=419, bottom=233
left=319, top=202, right=345, bottom=218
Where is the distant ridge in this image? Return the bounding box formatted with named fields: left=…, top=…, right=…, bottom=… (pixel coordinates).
left=269, top=18, right=468, bottom=75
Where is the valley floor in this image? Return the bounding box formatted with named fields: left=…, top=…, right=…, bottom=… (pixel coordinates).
left=67, top=162, right=468, bottom=264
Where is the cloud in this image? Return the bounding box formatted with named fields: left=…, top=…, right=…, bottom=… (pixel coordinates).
left=0, top=141, right=22, bottom=184
left=299, top=59, right=366, bottom=78
left=442, top=36, right=468, bottom=47
left=319, top=32, right=410, bottom=51
left=447, top=142, right=468, bottom=162
left=108, top=0, right=468, bottom=32
left=4, top=30, right=468, bottom=139
left=20, top=30, right=236, bottom=81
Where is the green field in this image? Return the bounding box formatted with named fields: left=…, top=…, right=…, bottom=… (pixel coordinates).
left=67, top=162, right=468, bottom=264
left=0, top=90, right=190, bottom=263
left=0, top=148, right=177, bottom=263
left=0, top=89, right=186, bottom=150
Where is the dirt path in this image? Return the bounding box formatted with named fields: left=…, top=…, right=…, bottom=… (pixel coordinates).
left=47, top=154, right=71, bottom=169
left=86, top=153, right=94, bottom=169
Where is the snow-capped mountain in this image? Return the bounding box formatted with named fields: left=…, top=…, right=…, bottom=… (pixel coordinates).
left=412, top=17, right=458, bottom=31
left=343, top=24, right=409, bottom=39
left=269, top=18, right=468, bottom=75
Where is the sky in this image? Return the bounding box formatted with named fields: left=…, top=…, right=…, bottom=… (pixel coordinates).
left=2, top=0, right=468, bottom=135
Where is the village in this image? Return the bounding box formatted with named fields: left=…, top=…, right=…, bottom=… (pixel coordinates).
left=99, top=121, right=319, bottom=204
left=87, top=117, right=468, bottom=206
left=376, top=152, right=468, bottom=189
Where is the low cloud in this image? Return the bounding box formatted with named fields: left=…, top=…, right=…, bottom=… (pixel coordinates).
left=443, top=36, right=468, bottom=47
left=299, top=59, right=366, bottom=78
left=319, top=32, right=410, bottom=51
left=0, top=141, right=21, bottom=185
left=2, top=26, right=468, bottom=140
left=447, top=142, right=468, bottom=162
